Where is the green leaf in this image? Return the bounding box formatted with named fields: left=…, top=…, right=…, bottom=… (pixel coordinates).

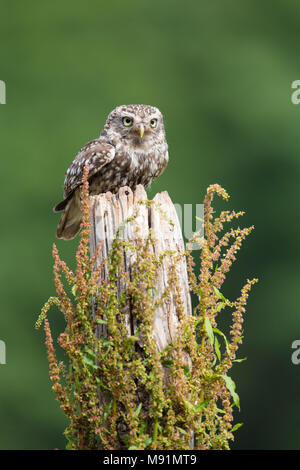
left=221, top=375, right=240, bottom=411
left=214, top=336, right=221, bottom=361
left=213, top=286, right=230, bottom=305
left=213, top=328, right=230, bottom=354
left=134, top=326, right=141, bottom=337
left=83, top=356, right=94, bottom=366
left=71, top=285, right=77, bottom=297
left=95, top=318, right=107, bottom=325
left=99, top=337, right=111, bottom=346
left=176, top=426, right=187, bottom=435
left=99, top=344, right=111, bottom=360
left=195, top=399, right=211, bottom=411
left=212, top=302, right=226, bottom=315
left=233, top=335, right=244, bottom=344
left=204, top=317, right=214, bottom=346
left=83, top=356, right=99, bottom=370
left=231, top=423, right=243, bottom=433
left=134, top=403, right=142, bottom=417
left=184, top=398, right=210, bottom=413
left=143, top=437, right=152, bottom=448
left=84, top=347, right=95, bottom=359
left=104, top=400, right=112, bottom=421
left=183, top=399, right=196, bottom=412
left=161, top=359, right=174, bottom=368
left=95, top=377, right=109, bottom=390
left=182, top=365, right=192, bottom=379
left=233, top=357, right=247, bottom=363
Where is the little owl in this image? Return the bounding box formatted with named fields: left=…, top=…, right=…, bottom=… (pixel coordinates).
left=54, top=104, right=169, bottom=240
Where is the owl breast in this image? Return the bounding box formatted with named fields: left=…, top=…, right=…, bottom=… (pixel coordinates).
left=88, top=144, right=168, bottom=196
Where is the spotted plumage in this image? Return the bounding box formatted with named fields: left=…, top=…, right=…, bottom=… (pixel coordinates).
left=54, top=104, right=169, bottom=239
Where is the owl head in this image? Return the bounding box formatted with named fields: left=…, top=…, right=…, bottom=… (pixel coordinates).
left=100, top=104, right=166, bottom=147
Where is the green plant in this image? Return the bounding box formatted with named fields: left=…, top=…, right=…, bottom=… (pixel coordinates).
left=36, top=167, right=257, bottom=450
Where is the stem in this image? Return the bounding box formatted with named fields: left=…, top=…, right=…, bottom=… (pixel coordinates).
left=152, top=420, right=159, bottom=449
left=112, top=396, right=117, bottom=417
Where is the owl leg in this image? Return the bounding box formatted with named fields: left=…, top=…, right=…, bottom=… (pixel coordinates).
left=56, top=189, right=82, bottom=240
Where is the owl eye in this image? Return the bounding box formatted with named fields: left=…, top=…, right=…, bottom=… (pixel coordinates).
left=122, top=116, right=133, bottom=127
left=150, top=118, right=158, bottom=128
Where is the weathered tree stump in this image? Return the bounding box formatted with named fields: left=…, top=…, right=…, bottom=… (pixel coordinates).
left=89, top=185, right=192, bottom=346
left=89, top=185, right=193, bottom=448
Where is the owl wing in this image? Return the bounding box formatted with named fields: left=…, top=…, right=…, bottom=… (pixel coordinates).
left=53, top=139, right=115, bottom=212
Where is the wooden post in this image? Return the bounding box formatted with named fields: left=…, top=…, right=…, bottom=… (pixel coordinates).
left=89, top=185, right=193, bottom=447
left=89, top=185, right=192, bottom=343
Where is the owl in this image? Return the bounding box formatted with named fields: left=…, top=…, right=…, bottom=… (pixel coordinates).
left=54, top=104, right=169, bottom=240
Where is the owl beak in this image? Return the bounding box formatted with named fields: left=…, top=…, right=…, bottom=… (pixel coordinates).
left=138, top=123, right=145, bottom=138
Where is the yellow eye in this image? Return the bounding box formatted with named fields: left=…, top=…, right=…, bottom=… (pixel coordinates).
left=122, top=116, right=133, bottom=127
left=150, top=118, right=157, bottom=128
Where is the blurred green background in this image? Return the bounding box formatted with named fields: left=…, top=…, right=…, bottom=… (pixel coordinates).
left=1, top=0, right=300, bottom=450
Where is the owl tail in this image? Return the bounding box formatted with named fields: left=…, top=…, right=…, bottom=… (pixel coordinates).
left=55, top=190, right=82, bottom=240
